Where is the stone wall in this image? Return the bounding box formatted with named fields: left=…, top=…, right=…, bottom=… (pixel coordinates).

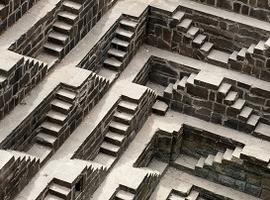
left=190, top=0, right=270, bottom=22
left=0, top=0, right=40, bottom=34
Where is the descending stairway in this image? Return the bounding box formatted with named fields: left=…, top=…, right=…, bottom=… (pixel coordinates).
left=26, top=88, right=76, bottom=164
left=44, top=180, right=72, bottom=200
left=37, top=0, right=83, bottom=65
left=94, top=98, right=138, bottom=168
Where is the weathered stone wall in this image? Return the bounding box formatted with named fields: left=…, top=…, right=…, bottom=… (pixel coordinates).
left=0, top=0, right=40, bottom=34
left=190, top=0, right=270, bottom=22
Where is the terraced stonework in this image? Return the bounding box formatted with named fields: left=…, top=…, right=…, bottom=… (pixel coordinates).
left=0, top=0, right=270, bottom=200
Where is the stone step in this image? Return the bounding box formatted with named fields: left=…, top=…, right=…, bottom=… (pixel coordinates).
left=58, top=11, right=78, bottom=25
left=44, top=42, right=64, bottom=57
left=254, top=123, right=270, bottom=141
left=185, top=26, right=200, bottom=39
left=223, top=149, right=233, bottom=162
left=247, top=114, right=260, bottom=128
left=104, top=57, right=122, bottom=71
left=94, top=152, right=116, bottom=168
left=200, top=42, right=214, bottom=53
left=218, top=82, right=232, bottom=96
left=224, top=91, right=238, bottom=105
left=186, top=73, right=197, bottom=85
left=62, top=0, right=82, bottom=14
left=105, top=131, right=125, bottom=146
left=176, top=76, right=188, bottom=90
left=111, top=38, right=130, bottom=51
left=109, top=121, right=129, bottom=135
left=172, top=11, right=185, bottom=21
left=100, top=141, right=120, bottom=157
left=265, top=38, right=270, bottom=48
left=44, top=194, right=64, bottom=200
left=239, top=106, right=253, bottom=121
left=35, top=132, right=57, bottom=148
left=118, top=100, right=138, bottom=114
left=177, top=18, right=192, bottom=31
left=247, top=44, right=256, bottom=54
left=168, top=193, right=185, bottom=200
left=195, top=157, right=206, bottom=169
left=115, top=190, right=135, bottom=200
left=27, top=143, right=52, bottom=163
left=231, top=146, right=243, bottom=164
left=254, top=40, right=267, bottom=54
left=48, top=31, right=69, bottom=45
left=56, top=88, right=76, bottom=102
left=164, top=83, right=173, bottom=99
left=187, top=190, right=200, bottom=200
left=228, top=51, right=238, bottom=62
left=119, top=19, right=138, bottom=31
left=152, top=100, right=169, bottom=116
left=46, top=110, right=68, bottom=125
left=214, top=152, right=223, bottom=164
left=192, top=34, right=207, bottom=48
left=49, top=183, right=71, bottom=199
left=237, top=48, right=247, bottom=61
left=113, top=111, right=133, bottom=125
left=207, top=49, right=230, bottom=67
left=40, top=121, right=62, bottom=136
left=53, top=21, right=73, bottom=35
left=0, top=4, right=5, bottom=10
left=204, top=154, right=215, bottom=167
left=51, top=99, right=73, bottom=114
left=108, top=48, right=127, bottom=61
left=116, top=28, right=134, bottom=41
left=231, top=99, right=245, bottom=112
left=173, top=154, right=197, bottom=172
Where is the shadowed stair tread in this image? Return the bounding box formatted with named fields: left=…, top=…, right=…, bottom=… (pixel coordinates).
left=47, top=110, right=67, bottom=121
left=115, top=190, right=135, bottom=200
left=27, top=143, right=52, bottom=161
left=41, top=121, right=62, bottom=133
left=178, top=18, right=192, bottom=29
left=186, top=26, right=199, bottom=37
left=254, top=123, right=270, bottom=138
left=57, top=89, right=76, bottom=100
left=114, top=111, right=133, bottom=121
left=225, top=91, right=238, bottom=102
left=116, top=28, right=134, bottom=38
left=49, top=31, right=68, bottom=41
left=118, top=100, right=137, bottom=111
left=63, top=1, right=82, bottom=10
left=247, top=114, right=260, bottom=127
left=205, top=155, right=215, bottom=166
left=94, top=153, right=116, bottom=167
left=105, top=131, right=125, bottom=142
left=101, top=142, right=120, bottom=152
left=207, top=49, right=230, bottom=64
left=104, top=57, right=122, bottom=67
left=108, top=48, right=126, bottom=57
left=112, top=38, right=129, bottom=48
left=231, top=99, right=245, bottom=110
left=177, top=76, right=188, bottom=90
left=58, top=11, right=77, bottom=20
left=239, top=106, right=253, bottom=119
left=36, top=132, right=57, bottom=144
left=193, top=34, right=206, bottom=45
left=200, top=42, right=214, bottom=52
left=49, top=183, right=70, bottom=196
left=109, top=121, right=129, bottom=131
left=172, top=11, right=185, bottom=21
left=120, top=19, right=138, bottom=28
left=44, top=194, right=64, bottom=200
left=218, top=83, right=231, bottom=95
left=223, top=149, right=233, bottom=161
left=44, top=42, right=63, bottom=52
left=214, top=152, right=224, bottom=163
left=51, top=99, right=73, bottom=110
left=53, top=21, right=72, bottom=30
left=152, top=100, right=169, bottom=114
left=175, top=154, right=197, bottom=170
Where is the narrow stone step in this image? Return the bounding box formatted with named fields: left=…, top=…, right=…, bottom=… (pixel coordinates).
left=0, top=4, right=5, bottom=10
left=187, top=73, right=197, bottom=85
left=40, top=121, right=62, bottom=136
left=247, top=114, right=260, bottom=127
left=48, top=31, right=69, bottom=45
left=186, top=26, right=199, bottom=38
left=187, top=191, right=200, bottom=200
left=265, top=38, right=270, bottom=48
left=223, top=149, right=233, bottom=161
left=44, top=42, right=64, bottom=57
left=195, top=157, right=206, bottom=168
left=254, top=123, right=270, bottom=140
left=164, top=83, right=173, bottom=98
left=44, top=194, right=65, bottom=200
left=192, top=34, right=207, bottom=48
left=113, top=111, right=133, bottom=125
left=169, top=193, right=185, bottom=200
left=46, top=110, right=68, bottom=125
left=177, top=18, right=192, bottom=31
left=177, top=76, right=188, bottom=90
left=224, top=91, right=238, bottom=105
left=27, top=143, right=52, bottom=163
left=200, top=42, right=214, bottom=53
left=218, top=82, right=232, bottom=96
left=51, top=99, right=73, bottom=114
left=53, top=21, right=72, bottom=35
left=247, top=44, right=256, bottom=54
left=105, top=131, right=125, bottom=146
left=152, top=100, right=169, bottom=116
left=108, top=48, right=126, bottom=61
left=239, top=106, right=253, bottom=121
left=228, top=51, right=238, bottom=62
left=104, top=57, right=122, bottom=71
left=120, top=19, right=137, bottom=31
left=49, top=183, right=70, bottom=199
left=231, top=99, right=245, bottom=111
left=62, top=1, right=82, bottom=14
left=254, top=40, right=267, bottom=54
left=58, top=11, right=78, bottom=24
left=116, top=28, right=134, bottom=41
left=56, top=89, right=76, bottom=102
left=214, top=152, right=223, bottom=164
left=115, top=190, right=135, bottom=200
left=118, top=100, right=138, bottom=114
left=35, top=132, right=57, bottom=148
left=237, top=48, right=247, bottom=61
left=207, top=49, right=230, bottom=67
left=100, top=141, right=120, bottom=157
left=232, top=146, right=243, bottom=163
left=111, top=38, right=129, bottom=51
left=109, top=121, right=129, bottom=135
left=172, top=11, right=185, bottom=21
left=174, top=154, right=197, bottom=171
left=204, top=155, right=215, bottom=166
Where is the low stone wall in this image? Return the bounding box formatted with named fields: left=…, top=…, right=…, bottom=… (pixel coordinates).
left=189, top=0, right=270, bottom=22
left=0, top=0, right=40, bottom=34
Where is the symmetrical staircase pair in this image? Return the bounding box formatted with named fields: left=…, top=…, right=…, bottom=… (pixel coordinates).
left=26, top=88, right=76, bottom=164
left=94, top=98, right=139, bottom=167
left=101, top=18, right=138, bottom=73
left=39, top=0, right=83, bottom=62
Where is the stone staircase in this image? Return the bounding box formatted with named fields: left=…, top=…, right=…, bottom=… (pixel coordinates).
left=26, top=88, right=76, bottom=165
left=167, top=189, right=200, bottom=200
left=44, top=180, right=72, bottom=200
left=113, top=188, right=135, bottom=200
left=38, top=0, right=83, bottom=64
